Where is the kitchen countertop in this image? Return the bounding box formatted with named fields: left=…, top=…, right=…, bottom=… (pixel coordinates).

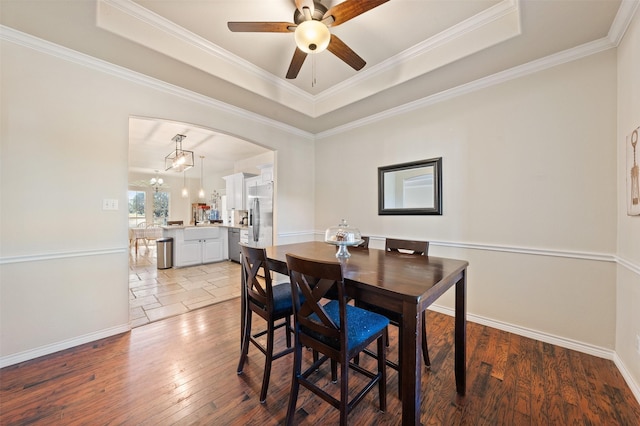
left=162, top=224, right=248, bottom=230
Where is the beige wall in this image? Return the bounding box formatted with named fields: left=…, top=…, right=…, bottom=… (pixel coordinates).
left=316, top=51, right=618, bottom=350
left=616, top=8, right=640, bottom=396
left=0, top=37, right=315, bottom=364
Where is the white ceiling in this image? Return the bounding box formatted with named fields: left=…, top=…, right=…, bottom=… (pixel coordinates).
left=93, top=0, right=629, bottom=126
left=1, top=0, right=636, bottom=175
left=100, top=0, right=515, bottom=117
left=128, top=117, right=271, bottom=176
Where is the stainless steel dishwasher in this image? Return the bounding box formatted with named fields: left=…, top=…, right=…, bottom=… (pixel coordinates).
left=228, top=228, right=241, bottom=263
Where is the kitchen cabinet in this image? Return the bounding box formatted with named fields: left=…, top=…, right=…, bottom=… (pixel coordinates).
left=223, top=172, right=256, bottom=210
left=257, top=163, right=273, bottom=183
left=163, top=226, right=228, bottom=267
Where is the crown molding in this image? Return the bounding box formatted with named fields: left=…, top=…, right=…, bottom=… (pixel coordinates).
left=312, top=0, right=522, bottom=116
left=2, top=0, right=636, bottom=140
left=97, top=0, right=521, bottom=118
left=316, top=35, right=616, bottom=139
left=99, top=0, right=314, bottom=103
left=608, top=0, right=640, bottom=46
left=97, top=0, right=318, bottom=116
left=0, top=25, right=314, bottom=141
left=317, top=0, right=521, bottom=102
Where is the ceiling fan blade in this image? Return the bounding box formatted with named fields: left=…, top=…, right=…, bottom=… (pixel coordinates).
left=227, top=22, right=294, bottom=33
left=286, top=47, right=308, bottom=79
left=327, top=34, right=366, bottom=71
left=323, top=0, right=390, bottom=27
left=295, top=0, right=314, bottom=15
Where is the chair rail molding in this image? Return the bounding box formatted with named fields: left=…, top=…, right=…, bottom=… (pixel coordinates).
left=0, top=248, right=128, bottom=265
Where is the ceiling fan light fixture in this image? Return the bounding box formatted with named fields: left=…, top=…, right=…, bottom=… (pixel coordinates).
left=294, top=20, right=330, bottom=54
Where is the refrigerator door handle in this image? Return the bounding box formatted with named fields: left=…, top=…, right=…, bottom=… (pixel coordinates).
left=253, top=198, right=260, bottom=242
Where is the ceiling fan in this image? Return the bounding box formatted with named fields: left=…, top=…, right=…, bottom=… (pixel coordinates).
left=228, top=0, right=390, bottom=79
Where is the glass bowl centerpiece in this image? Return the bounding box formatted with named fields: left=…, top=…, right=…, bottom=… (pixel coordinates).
left=324, top=219, right=363, bottom=258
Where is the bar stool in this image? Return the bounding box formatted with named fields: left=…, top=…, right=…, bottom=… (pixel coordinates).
left=237, top=245, right=294, bottom=403
left=285, top=253, right=389, bottom=426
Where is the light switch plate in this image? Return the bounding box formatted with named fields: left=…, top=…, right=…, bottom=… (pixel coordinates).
left=103, top=199, right=119, bottom=210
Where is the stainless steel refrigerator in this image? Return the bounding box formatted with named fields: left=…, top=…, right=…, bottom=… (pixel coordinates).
left=247, top=180, right=273, bottom=247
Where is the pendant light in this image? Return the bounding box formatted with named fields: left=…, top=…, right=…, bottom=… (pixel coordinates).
left=181, top=171, right=189, bottom=198
left=165, top=134, right=194, bottom=172
left=198, top=156, right=205, bottom=199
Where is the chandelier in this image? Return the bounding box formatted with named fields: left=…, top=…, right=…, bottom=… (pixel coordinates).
left=150, top=171, right=163, bottom=192
left=165, top=134, right=194, bottom=172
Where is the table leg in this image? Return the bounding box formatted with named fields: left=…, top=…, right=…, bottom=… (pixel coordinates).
left=455, top=270, right=467, bottom=395
left=401, top=301, right=421, bottom=425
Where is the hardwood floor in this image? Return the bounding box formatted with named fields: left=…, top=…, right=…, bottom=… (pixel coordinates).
left=1, top=298, right=639, bottom=425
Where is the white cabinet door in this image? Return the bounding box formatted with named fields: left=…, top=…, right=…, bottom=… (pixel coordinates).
left=180, top=239, right=202, bottom=267
left=171, top=226, right=228, bottom=267
left=223, top=173, right=257, bottom=211
left=232, top=174, right=244, bottom=210
left=224, top=173, right=244, bottom=210
left=259, top=164, right=273, bottom=183
left=224, top=175, right=237, bottom=210
left=202, top=239, right=223, bottom=263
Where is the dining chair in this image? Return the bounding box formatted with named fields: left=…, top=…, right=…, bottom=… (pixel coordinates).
left=357, top=238, right=430, bottom=398
left=326, top=236, right=369, bottom=301
left=144, top=224, right=162, bottom=247
left=285, top=254, right=389, bottom=426
left=237, top=245, right=294, bottom=403
left=386, top=238, right=431, bottom=366
left=356, top=235, right=370, bottom=248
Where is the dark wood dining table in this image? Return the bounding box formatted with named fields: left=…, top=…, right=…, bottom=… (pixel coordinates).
left=263, top=241, right=469, bottom=425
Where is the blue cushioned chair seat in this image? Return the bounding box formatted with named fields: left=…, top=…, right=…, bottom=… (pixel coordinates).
left=271, top=282, right=294, bottom=316
left=302, top=300, right=389, bottom=351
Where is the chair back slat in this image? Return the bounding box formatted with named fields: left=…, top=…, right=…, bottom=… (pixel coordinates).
left=286, top=254, right=344, bottom=342
left=284, top=252, right=389, bottom=424
left=240, top=245, right=273, bottom=310
left=357, top=236, right=370, bottom=248
left=237, top=244, right=295, bottom=404
left=385, top=238, right=429, bottom=256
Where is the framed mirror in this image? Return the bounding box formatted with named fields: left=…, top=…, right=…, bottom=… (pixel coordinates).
left=378, top=157, right=442, bottom=215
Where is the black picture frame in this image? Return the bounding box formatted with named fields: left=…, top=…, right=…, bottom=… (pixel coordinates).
left=378, top=157, right=442, bottom=215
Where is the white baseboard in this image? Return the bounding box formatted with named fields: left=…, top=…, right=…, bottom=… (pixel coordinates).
left=613, top=352, right=640, bottom=405
left=429, top=304, right=615, bottom=359
left=429, top=304, right=640, bottom=405
left=0, top=323, right=130, bottom=369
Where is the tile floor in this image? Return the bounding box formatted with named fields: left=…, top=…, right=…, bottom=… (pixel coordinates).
left=128, top=243, right=242, bottom=328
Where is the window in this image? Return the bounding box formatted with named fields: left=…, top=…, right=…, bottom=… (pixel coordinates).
left=128, top=189, right=170, bottom=226
left=128, top=190, right=146, bottom=227
left=153, top=191, right=170, bottom=225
